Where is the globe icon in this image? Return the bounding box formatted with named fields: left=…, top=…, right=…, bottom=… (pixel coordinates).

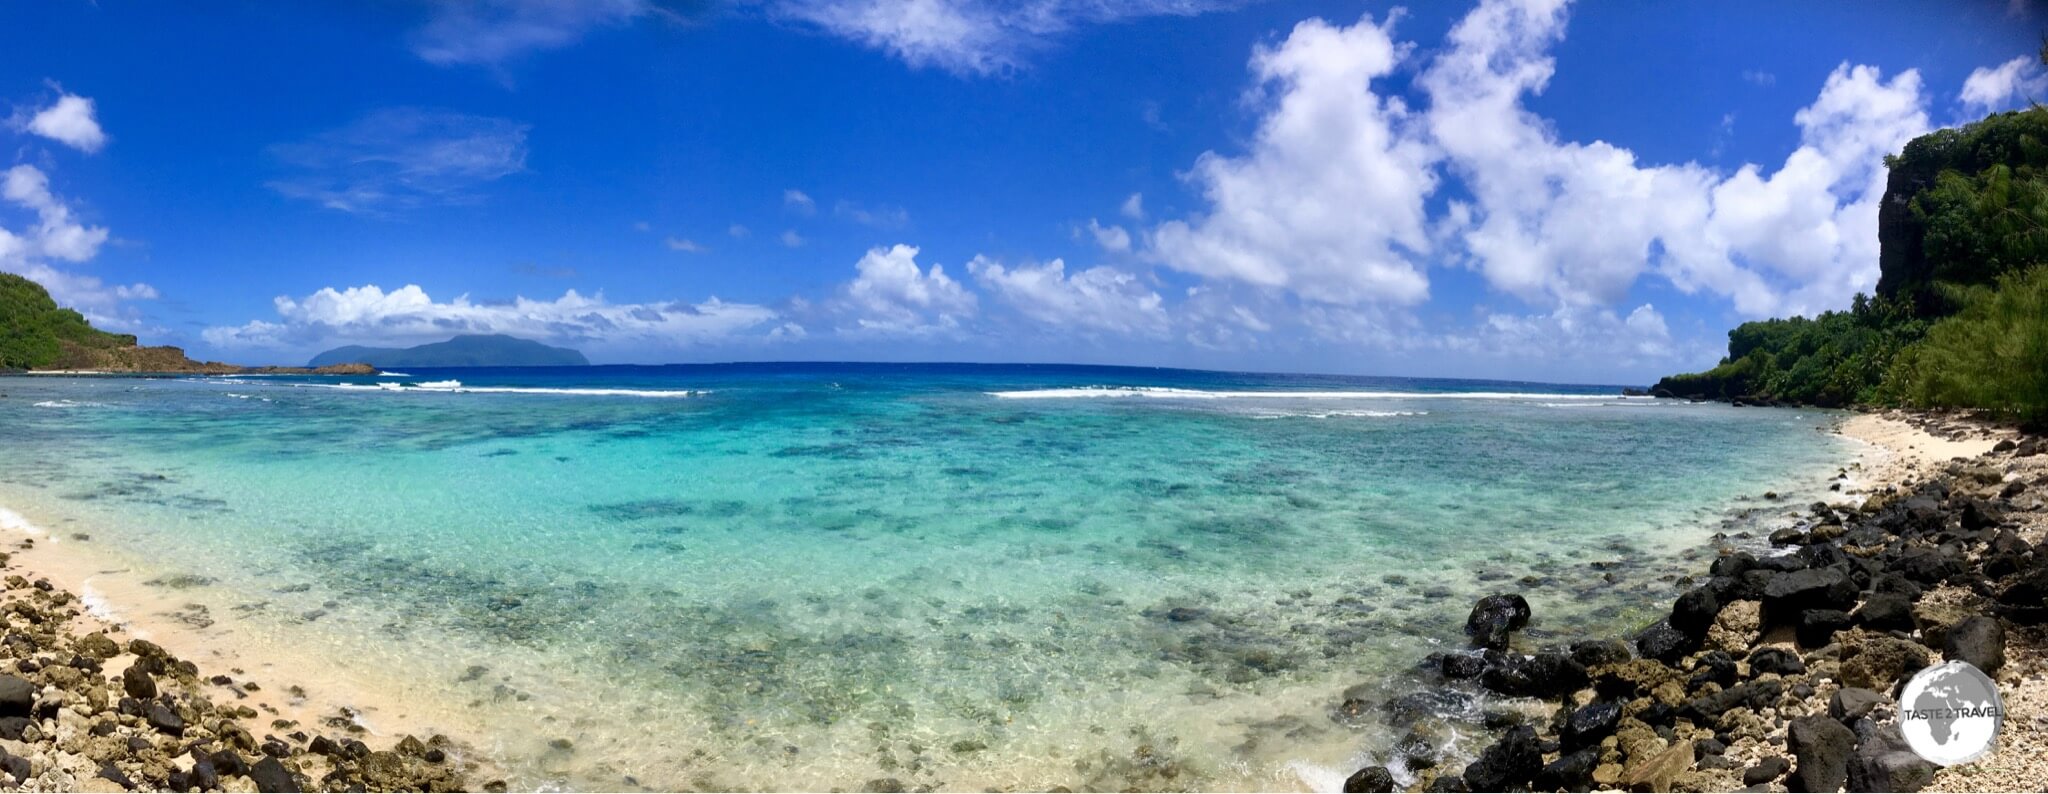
left=1898, top=661, right=2005, bottom=765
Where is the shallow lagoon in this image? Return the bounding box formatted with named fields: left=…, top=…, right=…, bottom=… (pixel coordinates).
left=0, top=364, right=1850, bottom=790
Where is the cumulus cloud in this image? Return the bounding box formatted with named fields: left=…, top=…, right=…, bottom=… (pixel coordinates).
left=410, top=0, right=654, bottom=67
left=665, top=236, right=706, bottom=252
left=837, top=244, right=976, bottom=334
left=202, top=284, right=778, bottom=354
left=1150, top=12, right=1436, bottom=307
left=1120, top=192, right=1145, bottom=220
left=21, top=93, right=107, bottom=153
left=765, top=0, right=1248, bottom=76
left=967, top=256, right=1165, bottom=335
left=268, top=108, right=531, bottom=215
left=1418, top=0, right=1928, bottom=317
left=0, top=165, right=154, bottom=329
left=1084, top=218, right=1131, bottom=252
left=1960, top=55, right=2048, bottom=115
left=1444, top=303, right=1681, bottom=366
left=781, top=229, right=806, bottom=247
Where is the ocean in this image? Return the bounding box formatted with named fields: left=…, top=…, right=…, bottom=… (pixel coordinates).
left=0, top=363, right=1853, bottom=791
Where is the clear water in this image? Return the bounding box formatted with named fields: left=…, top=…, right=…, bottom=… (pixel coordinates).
left=0, top=364, right=1850, bottom=791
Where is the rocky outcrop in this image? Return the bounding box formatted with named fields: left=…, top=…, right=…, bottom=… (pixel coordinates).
left=0, top=550, right=477, bottom=792
left=1329, top=418, right=2042, bottom=793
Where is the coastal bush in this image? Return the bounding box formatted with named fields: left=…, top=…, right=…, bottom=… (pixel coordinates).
left=0, top=273, right=134, bottom=369
left=1886, top=266, right=2048, bottom=429
left=1659, top=105, right=2048, bottom=409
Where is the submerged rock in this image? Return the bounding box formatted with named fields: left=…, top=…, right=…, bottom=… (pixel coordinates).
left=1342, top=765, right=1394, bottom=793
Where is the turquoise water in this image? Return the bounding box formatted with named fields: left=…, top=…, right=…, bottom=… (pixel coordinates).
left=0, top=364, right=1850, bottom=791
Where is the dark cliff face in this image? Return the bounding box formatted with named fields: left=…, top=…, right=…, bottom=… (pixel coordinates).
left=1874, top=156, right=1933, bottom=311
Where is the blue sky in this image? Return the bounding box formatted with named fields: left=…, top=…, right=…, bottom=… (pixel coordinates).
left=1, top=0, right=2042, bottom=381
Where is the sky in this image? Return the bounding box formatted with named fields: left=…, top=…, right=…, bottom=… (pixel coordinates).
left=2, top=0, right=2044, bottom=382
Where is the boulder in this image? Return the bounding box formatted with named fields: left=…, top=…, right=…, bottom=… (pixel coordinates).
left=1570, top=639, right=1632, bottom=668
left=1535, top=748, right=1600, bottom=793
left=1463, top=725, right=1541, bottom=792
left=1466, top=594, right=1532, bottom=650
left=1786, top=715, right=1856, bottom=793
left=1671, top=587, right=1721, bottom=638
left=1852, top=592, right=1916, bottom=632
left=1680, top=679, right=1782, bottom=723
left=1762, top=567, right=1858, bottom=622
left=1438, top=652, right=1487, bottom=681
left=1480, top=652, right=1588, bottom=699
left=1342, top=766, right=1394, bottom=793
left=1846, top=722, right=1934, bottom=793
left=1891, top=549, right=1963, bottom=586
left=1559, top=702, right=1623, bottom=751
left=121, top=663, right=156, bottom=700
left=1841, top=637, right=1930, bottom=691
left=1943, top=616, right=2005, bottom=675
left=1797, top=609, right=1854, bottom=648
left=1747, top=647, right=1805, bottom=677
left=1620, top=741, right=1693, bottom=793
left=1743, top=756, right=1790, bottom=787
left=250, top=756, right=302, bottom=793
left=1636, top=621, right=1699, bottom=665
left=0, top=677, right=31, bottom=718
left=1828, top=688, right=1885, bottom=723
left=1688, top=651, right=1738, bottom=689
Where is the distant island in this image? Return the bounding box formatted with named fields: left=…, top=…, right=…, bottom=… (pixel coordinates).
left=309, top=334, right=589, bottom=368
left=0, top=273, right=372, bottom=375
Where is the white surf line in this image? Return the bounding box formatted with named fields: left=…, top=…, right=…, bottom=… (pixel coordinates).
left=986, top=386, right=1643, bottom=400
left=300, top=381, right=704, bottom=398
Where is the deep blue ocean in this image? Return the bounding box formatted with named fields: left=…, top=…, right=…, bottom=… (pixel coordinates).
left=0, top=363, right=1850, bottom=791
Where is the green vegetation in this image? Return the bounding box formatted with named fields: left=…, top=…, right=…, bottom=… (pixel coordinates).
left=1884, top=267, right=2048, bottom=427
left=0, top=272, right=135, bottom=370
left=1657, top=105, right=2048, bottom=428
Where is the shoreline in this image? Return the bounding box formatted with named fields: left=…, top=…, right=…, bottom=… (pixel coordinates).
left=0, top=407, right=2027, bottom=792
left=1333, top=409, right=2041, bottom=793
left=0, top=520, right=498, bottom=791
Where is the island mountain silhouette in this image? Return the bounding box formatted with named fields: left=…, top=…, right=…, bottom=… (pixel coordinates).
left=308, top=334, right=589, bottom=368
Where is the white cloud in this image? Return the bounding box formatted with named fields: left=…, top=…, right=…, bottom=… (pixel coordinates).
left=1085, top=218, right=1131, bottom=252
left=765, top=0, right=1246, bottom=76
left=837, top=244, right=976, bottom=334
left=728, top=223, right=752, bottom=238
left=202, top=284, right=778, bottom=354
left=3, top=165, right=110, bottom=262
left=1440, top=303, right=1693, bottom=371
left=967, top=256, right=1164, bottom=335
left=411, top=0, right=651, bottom=67
left=1150, top=12, right=1437, bottom=307
left=1741, top=70, right=1776, bottom=87
left=1120, top=192, right=1145, bottom=220
left=835, top=199, right=910, bottom=228
left=665, top=236, right=706, bottom=252
left=0, top=165, right=153, bottom=329
left=1960, top=55, right=2048, bottom=115
left=780, top=229, right=806, bottom=247
left=267, top=108, right=530, bottom=214
left=22, top=93, right=107, bottom=153
left=1420, top=0, right=1927, bottom=317
left=783, top=188, right=817, bottom=214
